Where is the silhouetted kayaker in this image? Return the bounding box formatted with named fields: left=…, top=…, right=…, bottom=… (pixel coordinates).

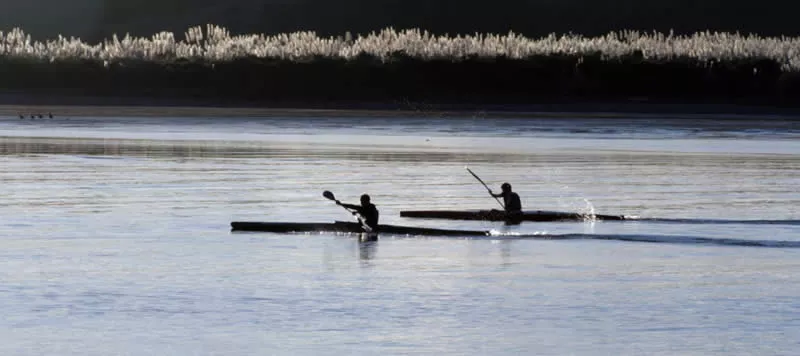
left=490, top=182, right=522, bottom=213
left=336, top=194, right=380, bottom=230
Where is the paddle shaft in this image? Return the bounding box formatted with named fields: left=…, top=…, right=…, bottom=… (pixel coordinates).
left=466, top=168, right=505, bottom=209
left=343, top=207, right=373, bottom=233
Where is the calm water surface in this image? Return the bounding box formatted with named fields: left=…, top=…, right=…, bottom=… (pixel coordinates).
left=1, top=114, right=799, bottom=355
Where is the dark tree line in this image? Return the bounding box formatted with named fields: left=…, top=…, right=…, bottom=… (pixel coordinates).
left=0, top=54, right=797, bottom=108
left=3, top=1, right=796, bottom=42
left=95, top=0, right=799, bottom=41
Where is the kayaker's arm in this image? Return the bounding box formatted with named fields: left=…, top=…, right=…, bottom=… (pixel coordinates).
left=336, top=201, right=362, bottom=212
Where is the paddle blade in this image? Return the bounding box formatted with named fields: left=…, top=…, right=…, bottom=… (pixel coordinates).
left=322, top=190, right=335, bottom=201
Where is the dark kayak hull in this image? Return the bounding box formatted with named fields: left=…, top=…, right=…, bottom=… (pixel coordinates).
left=230, top=221, right=490, bottom=236
left=399, top=209, right=626, bottom=222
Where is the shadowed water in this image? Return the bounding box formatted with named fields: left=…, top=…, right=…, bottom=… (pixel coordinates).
left=1, top=114, right=799, bottom=355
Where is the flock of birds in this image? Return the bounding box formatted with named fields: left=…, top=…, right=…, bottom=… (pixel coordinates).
left=18, top=112, right=54, bottom=119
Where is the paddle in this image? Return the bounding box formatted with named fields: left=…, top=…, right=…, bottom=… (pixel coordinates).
left=322, top=190, right=373, bottom=233
left=465, top=167, right=505, bottom=210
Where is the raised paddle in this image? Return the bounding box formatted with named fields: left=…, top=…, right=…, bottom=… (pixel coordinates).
left=465, top=167, right=505, bottom=209
left=322, top=190, right=373, bottom=233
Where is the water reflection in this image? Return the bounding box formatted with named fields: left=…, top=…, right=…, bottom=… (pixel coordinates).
left=4, top=136, right=799, bottom=168
left=0, top=136, right=528, bottom=163
left=358, top=238, right=378, bottom=262
left=498, top=240, right=513, bottom=267
left=0, top=137, right=238, bottom=158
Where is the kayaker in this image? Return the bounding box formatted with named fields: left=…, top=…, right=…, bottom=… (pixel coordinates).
left=490, top=182, right=522, bottom=213
left=336, top=194, right=380, bottom=230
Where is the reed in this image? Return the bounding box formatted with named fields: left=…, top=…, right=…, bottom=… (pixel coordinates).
left=0, top=25, right=798, bottom=107
left=0, top=24, right=798, bottom=70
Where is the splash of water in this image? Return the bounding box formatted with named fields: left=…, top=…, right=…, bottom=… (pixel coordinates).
left=582, top=198, right=598, bottom=222
left=488, top=229, right=549, bottom=237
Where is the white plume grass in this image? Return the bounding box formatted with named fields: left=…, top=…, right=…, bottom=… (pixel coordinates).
left=0, top=25, right=797, bottom=71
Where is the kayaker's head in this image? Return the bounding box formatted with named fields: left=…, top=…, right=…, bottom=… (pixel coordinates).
left=501, top=183, right=512, bottom=192
left=360, top=194, right=371, bottom=205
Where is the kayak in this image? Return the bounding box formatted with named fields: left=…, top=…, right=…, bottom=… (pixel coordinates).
left=230, top=220, right=491, bottom=236
left=399, top=209, right=626, bottom=222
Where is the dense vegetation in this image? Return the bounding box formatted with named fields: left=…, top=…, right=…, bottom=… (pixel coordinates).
left=1, top=25, right=799, bottom=107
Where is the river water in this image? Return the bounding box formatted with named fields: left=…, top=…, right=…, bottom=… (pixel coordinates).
left=1, top=113, right=798, bottom=355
